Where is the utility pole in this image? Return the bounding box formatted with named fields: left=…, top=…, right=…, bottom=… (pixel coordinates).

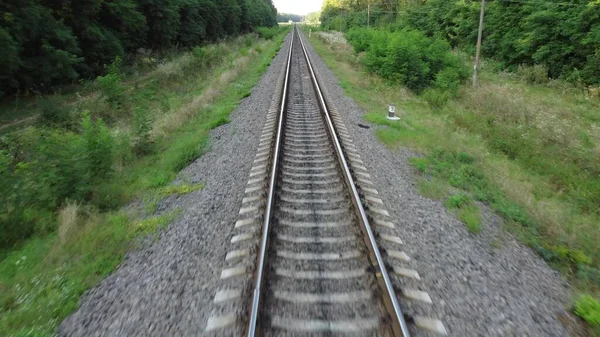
left=473, top=0, right=486, bottom=87
left=367, top=1, right=370, bottom=28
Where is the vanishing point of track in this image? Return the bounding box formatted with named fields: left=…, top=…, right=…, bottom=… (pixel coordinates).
left=246, top=26, right=411, bottom=337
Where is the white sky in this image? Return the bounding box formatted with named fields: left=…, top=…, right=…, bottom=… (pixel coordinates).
left=273, top=0, right=324, bottom=15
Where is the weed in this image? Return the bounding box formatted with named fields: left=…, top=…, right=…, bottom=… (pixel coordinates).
left=58, top=202, right=79, bottom=244
left=517, top=64, right=550, bottom=85
left=445, top=193, right=472, bottom=209
left=132, top=210, right=180, bottom=237
left=38, top=96, right=72, bottom=128
left=417, top=177, right=447, bottom=200
left=421, top=88, right=452, bottom=108
left=575, top=295, right=600, bottom=327
left=81, top=111, right=115, bottom=183
left=158, top=183, right=204, bottom=197
left=458, top=205, right=482, bottom=234
left=443, top=192, right=482, bottom=233
left=132, top=108, right=154, bottom=156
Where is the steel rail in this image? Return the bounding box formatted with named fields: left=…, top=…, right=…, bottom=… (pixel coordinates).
left=297, top=29, right=412, bottom=337
left=246, top=26, right=294, bottom=337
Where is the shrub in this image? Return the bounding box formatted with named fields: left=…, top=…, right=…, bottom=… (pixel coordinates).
left=0, top=129, right=87, bottom=248
left=81, top=112, right=115, bottom=184
left=242, top=33, right=257, bottom=47
left=422, top=88, right=452, bottom=108
left=516, top=64, right=549, bottom=85
left=345, top=28, right=373, bottom=53
left=96, top=57, right=125, bottom=109
left=0, top=111, right=118, bottom=248
left=347, top=28, right=468, bottom=93
left=192, top=45, right=223, bottom=70
left=38, top=96, right=73, bottom=128
left=132, top=108, right=154, bottom=156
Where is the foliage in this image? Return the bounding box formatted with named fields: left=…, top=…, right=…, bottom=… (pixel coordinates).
left=0, top=28, right=286, bottom=250
left=320, top=0, right=600, bottom=86
left=305, top=12, right=321, bottom=25
left=278, top=13, right=302, bottom=22
left=345, top=27, right=468, bottom=93
left=445, top=192, right=472, bottom=209
left=516, top=64, right=549, bottom=85
left=575, top=295, right=600, bottom=327
left=255, top=26, right=290, bottom=40
left=38, top=97, right=73, bottom=128
left=132, top=108, right=154, bottom=156
left=0, top=111, right=117, bottom=249
left=96, top=57, right=125, bottom=109
left=0, top=0, right=277, bottom=95
left=401, top=0, right=600, bottom=86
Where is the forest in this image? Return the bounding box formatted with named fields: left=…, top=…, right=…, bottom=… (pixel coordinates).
left=320, top=0, right=600, bottom=86
left=0, top=0, right=278, bottom=97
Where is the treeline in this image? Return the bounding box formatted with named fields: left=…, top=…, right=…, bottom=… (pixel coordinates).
left=321, top=0, right=600, bottom=85
left=0, top=0, right=277, bottom=96
left=277, top=12, right=321, bottom=24
left=277, top=13, right=303, bottom=22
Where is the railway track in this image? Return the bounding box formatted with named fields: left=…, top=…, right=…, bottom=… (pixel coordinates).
left=206, top=26, right=446, bottom=337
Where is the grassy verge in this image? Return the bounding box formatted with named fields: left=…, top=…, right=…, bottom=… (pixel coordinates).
left=0, top=31, right=287, bottom=336
left=306, top=29, right=600, bottom=333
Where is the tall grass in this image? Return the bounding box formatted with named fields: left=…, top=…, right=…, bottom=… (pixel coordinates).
left=0, top=30, right=288, bottom=251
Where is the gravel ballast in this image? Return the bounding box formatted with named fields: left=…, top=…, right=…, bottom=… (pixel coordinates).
left=300, top=31, right=572, bottom=337
left=58, top=34, right=292, bottom=337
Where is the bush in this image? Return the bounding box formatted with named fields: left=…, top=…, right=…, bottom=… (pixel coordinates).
left=346, top=28, right=468, bottom=93
left=516, top=64, right=549, bottom=85
left=422, top=88, right=452, bottom=108
left=345, top=28, right=373, bottom=53
left=192, top=46, right=222, bottom=69
left=81, top=111, right=115, bottom=183
left=96, top=57, right=125, bottom=109
left=0, top=129, right=86, bottom=248
left=132, top=108, right=154, bottom=156
left=38, top=97, right=73, bottom=128
left=0, top=111, right=117, bottom=249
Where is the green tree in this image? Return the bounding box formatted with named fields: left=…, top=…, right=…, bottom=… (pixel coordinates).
left=0, top=0, right=81, bottom=93
left=138, top=0, right=181, bottom=49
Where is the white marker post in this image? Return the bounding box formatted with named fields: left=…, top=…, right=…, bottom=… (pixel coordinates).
left=387, top=104, right=400, bottom=121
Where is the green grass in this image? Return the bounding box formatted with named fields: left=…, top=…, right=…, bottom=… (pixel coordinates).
left=0, top=32, right=287, bottom=337
left=444, top=193, right=482, bottom=234
left=157, top=183, right=204, bottom=197
left=416, top=177, right=448, bottom=200
left=457, top=205, right=482, bottom=234
left=576, top=295, right=600, bottom=334
left=306, top=28, right=600, bottom=329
